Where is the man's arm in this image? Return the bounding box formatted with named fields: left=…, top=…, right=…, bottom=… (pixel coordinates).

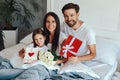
left=68, top=44, right=96, bottom=63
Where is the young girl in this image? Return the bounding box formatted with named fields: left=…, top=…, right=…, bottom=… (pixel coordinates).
left=19, top=28, right=49, bottom=58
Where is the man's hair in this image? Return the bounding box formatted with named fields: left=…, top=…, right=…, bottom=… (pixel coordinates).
left=62, top=3, right=80, bottom=14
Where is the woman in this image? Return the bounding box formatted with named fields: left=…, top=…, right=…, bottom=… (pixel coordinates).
left=43, top=12, right=67, bottom=64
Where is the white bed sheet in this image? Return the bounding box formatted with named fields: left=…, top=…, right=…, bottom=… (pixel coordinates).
left=0, top=43, right=26, bottom=59
left=85, top=60, right=117, bottom=80
left=0, top=43, right=26, bottom=68
left=0, top=43, right=117, bottom=80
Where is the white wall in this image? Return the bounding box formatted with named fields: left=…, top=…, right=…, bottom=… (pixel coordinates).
left=47, top=0, right=120, bottom=40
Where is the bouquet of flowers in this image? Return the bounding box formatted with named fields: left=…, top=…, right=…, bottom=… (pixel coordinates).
left=38, top=51, right=56, bottom=66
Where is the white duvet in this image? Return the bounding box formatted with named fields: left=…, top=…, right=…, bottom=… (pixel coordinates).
left=0, top=43, right=115, bottom=80
left=0, top=35, right=120, bottom=80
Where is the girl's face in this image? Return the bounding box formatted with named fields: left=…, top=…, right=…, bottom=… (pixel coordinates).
left=34, top=34, right=46, bottom=47
left=45, top=15, right=56, bottom=33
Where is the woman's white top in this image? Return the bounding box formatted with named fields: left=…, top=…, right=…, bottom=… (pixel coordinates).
left=47, top=32, right=67, bottom=56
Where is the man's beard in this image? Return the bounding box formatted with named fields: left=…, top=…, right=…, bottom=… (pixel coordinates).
left=66, top=20, right=77, bottom=27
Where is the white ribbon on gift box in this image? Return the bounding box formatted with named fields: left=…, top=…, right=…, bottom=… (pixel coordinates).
left=62, top=37, right=76, bottom=58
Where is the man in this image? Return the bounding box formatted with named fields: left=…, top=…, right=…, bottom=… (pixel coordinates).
left=61, top=3, right=96, bottom=63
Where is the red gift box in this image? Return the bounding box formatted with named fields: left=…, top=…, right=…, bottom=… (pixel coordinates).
left=60, top=35, right=82, bottom=59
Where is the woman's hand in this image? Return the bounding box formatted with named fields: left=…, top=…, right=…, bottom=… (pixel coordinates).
left=68, top=56, right=79, bottom=63
left=55, top=59, right=63, bottom=65
left=55, top=58, right=68, bottom=65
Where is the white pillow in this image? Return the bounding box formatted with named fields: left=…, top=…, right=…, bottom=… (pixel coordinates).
left=94, top=36, right=120, bottom=65
left=20, top=33, right=33, bottom=44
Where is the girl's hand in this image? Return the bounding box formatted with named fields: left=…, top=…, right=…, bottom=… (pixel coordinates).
left=19, top=48, right=25, bottom=58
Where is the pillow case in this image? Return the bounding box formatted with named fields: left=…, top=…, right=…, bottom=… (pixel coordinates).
left=94, top=36, right=120, bottom=65
left=20, top=33, right=32, bottom=44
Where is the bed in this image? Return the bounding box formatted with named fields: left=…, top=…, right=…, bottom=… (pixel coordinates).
left=0, top=33, right=120, bottom=80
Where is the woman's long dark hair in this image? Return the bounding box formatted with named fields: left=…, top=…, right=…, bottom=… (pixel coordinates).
left=43, top=12, right=60, bottom=53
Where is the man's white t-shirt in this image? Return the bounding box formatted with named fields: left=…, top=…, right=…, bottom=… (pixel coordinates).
left=61, top=22, right=96, bottom=56
left=47, top=32, right=67, bottom=56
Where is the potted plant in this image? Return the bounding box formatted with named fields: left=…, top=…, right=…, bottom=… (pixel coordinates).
left=0, top=0, right=40, bottom=29
left=0, top=0, right=40, bottom=48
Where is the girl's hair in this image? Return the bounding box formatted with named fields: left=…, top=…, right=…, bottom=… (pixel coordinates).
left=32, top=28, right=45, bottom=47
left=43, top=12, right=60, bottom=53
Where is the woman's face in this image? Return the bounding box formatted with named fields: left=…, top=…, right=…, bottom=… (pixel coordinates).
left=34, top=34, right=46, bottom=47
left=45, top=15, right=56, bottom=32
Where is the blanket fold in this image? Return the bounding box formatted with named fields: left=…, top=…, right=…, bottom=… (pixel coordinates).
left=0, top=56, right=100, bottom=80
left=14, top=64, right=100, bottom=80
left=0, top=56, right=13, bottom=69
left=0, top=56, right=24, bottom=80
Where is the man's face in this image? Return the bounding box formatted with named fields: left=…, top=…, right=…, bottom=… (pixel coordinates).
left=63, top=9, right=79, bottom=27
